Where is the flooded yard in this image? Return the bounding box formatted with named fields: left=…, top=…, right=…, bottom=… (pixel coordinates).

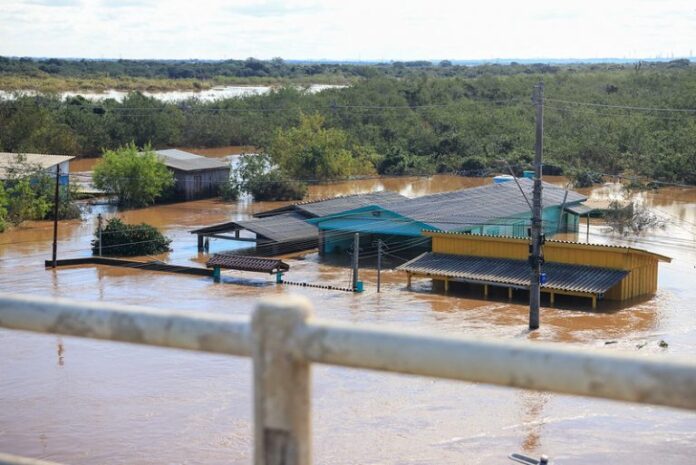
left=1, top=176, right=695, bottom=465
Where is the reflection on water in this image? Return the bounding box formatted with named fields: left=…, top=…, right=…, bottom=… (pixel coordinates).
left=0, top=176, right=695, bottom=465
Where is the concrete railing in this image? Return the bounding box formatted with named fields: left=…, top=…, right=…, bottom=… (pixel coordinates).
left=1, top=292, right=696, bottom=465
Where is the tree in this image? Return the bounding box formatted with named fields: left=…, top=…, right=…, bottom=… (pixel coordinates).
left=231, top=154, right=306, bottom=201
left=268, top=113, right=376, bottom=181
left=93, top=143, right=174, bottom=208
left=0, top=183, right=7, bottom=232
left=92, top=218, right=171, bottom=256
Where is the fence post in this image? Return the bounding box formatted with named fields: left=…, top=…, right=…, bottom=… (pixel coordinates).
left=252, top=295, right=313, bottom=465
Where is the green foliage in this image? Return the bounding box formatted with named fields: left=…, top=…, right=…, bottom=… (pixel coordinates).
left=268, top=113, right=377, bottom=181
left=0, top=183, right=7, bottom=232
left=4, top=178, right=51, bottom=225
left=604, top=201, right=666, bottom=236
left=219, top=180, right=240, bottom=201
left=232, top=154, right=307, bottom=201
left=93, top=143, right=174, bottom=208
left=92, top=218, right=171, bottom=256
left=2, top=61, right=696, bottom=185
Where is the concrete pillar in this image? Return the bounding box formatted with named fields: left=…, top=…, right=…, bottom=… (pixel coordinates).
left=318, top=230, right=325, bottom=256
left=508, top=288, right=513, bottom=300
left=444, top=278, right=449, bottom=293
left=550, top=292, right=555, bottom=306
left=252, top=296, right=313, bottom=465
left=592, top=295, right=597, bottom=309
left=484, top=284, right=489, bottom=298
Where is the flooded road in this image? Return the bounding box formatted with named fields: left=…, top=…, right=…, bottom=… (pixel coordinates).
left=1, top=176, right=695, bottom=465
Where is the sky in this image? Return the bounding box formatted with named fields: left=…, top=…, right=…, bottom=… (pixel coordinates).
left=0, top=0, right=694, bottom=61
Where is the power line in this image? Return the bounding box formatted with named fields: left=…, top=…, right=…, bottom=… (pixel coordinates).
left=545, top=98, right=696, bottom=114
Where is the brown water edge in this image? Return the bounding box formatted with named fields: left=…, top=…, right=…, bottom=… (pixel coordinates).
left=0, top=176, right=695, bottom=465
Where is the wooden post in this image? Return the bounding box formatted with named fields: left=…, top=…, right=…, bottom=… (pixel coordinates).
left=508, top=287, right=513, bottom=300
left=484, top=284, right=489, bottom=298
left=197, top=235, right=204, bottom=251
left=51, top=167, right=61, bottom=268
left=213, top=266, right=221, bottom=283
left=351, top=233, right=359, bottom=291
left=444, top=278, right=449, bottom=293
left=97, top=213, right=103, bottom=257
left=376, top=239, right=382, bottom=293
left=592, top=295, right=597, bottom=309
left=252, top=296, right=313, bottom=465
left=550, top=292, right=555, bottom=306
left=407, top=273, right=412, bottom=290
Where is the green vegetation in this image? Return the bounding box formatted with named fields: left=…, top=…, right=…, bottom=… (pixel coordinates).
left=92, top=218, right=171, bottom=256
left=93, top=143, right=174, bottom=208
left=0, top=155, right=81, bottom=231
left=231, top=154, right=307, bottom=201
left=1, top=59, right=695, bottom=185
left=269, top=113, right=376, bottom=180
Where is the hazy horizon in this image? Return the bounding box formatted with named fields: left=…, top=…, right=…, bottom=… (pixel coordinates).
left=2, top=1, right=694, bottom=61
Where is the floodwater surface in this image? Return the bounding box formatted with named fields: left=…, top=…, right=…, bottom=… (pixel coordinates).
left=1, top=176, right=695, bottom=465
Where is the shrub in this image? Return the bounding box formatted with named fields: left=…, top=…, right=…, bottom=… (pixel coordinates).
left=92, top=218, right=171, bottom=256
left=219, top=180, right=240, bottom=201
left=93, top=143, right=174, bottom=208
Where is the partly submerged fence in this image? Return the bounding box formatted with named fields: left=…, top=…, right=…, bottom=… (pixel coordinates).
left=1, top=292, right=695, bottom=465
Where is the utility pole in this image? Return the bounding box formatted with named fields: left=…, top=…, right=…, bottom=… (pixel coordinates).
left=529, top=82, right=544, bottom=330
left=97, top=213, right=103, bottom=256
left=51, top=168, right=61, bottom=268
left=351, top=233, right=359, bottom=291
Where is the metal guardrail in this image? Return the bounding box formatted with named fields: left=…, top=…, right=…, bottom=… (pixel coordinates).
left=1, top=292, right=696, bottom=465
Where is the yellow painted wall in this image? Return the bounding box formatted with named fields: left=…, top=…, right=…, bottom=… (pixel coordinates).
left=426, top=232, right=668, bottom=301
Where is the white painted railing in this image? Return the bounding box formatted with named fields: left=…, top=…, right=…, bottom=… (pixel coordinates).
left=1, top=292, right=695, bottom=465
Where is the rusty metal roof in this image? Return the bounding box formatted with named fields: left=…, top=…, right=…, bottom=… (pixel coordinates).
left=206, top=254, right=290, bottom=273
left=397, top=252, right=628, bottom=295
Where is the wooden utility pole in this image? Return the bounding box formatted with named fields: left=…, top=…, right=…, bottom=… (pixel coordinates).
left=529, top=82, right=544, bottom=330
left=51, top=168, right=61, bottom=268
left=351, top=233, right=359, bottom=291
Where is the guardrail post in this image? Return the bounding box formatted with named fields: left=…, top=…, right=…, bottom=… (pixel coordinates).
left=252, top=296, right=313, bottom=465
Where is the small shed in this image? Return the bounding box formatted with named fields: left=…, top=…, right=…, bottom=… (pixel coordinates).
left=0, top=153, right=74, bottom=185
left=206, top=254, right=290, bottom=283
left=398, top=231, right=671, bottom=307
left=155, top=149, right=230, bottom=200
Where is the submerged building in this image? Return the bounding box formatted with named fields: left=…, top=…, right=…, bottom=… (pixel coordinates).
left=308, top=179, right=589, bottom=255
left=155, top=149, right=230, bottom=200
left=398, top=232, right=671, bottom=307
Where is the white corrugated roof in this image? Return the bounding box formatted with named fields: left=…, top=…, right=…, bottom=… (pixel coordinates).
left=0, top=152, right=74, bottom=178
left=154, top=149, right=230, bottom=172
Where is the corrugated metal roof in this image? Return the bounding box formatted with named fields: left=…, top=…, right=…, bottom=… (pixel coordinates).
left=0, top=153, right=74, bottom=178
left=375, top=179, right=586, bottom=231
left=565, top=204, right=595, bottom=215
left=397, top=252, right=628, bottom=295
left=207, top=254, right=289, bottom=273
left=255, top=191, right=407, bottom=218
left=422, top=230, right=672, bottom=262
left=236, top=213, right=317, bottom=242
left=191, top=212, right=317, bottom=243
left=155, top=150, right=230, bottom=172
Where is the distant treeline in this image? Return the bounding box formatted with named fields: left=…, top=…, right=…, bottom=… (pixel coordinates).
left=1, top=55, right=692, bottom=82
left=0, top=64, right=695, bottom=184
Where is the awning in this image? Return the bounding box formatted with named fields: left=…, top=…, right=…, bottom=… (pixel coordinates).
left=564, top=203, right=595, bottom=216
left=206, top=255, right=290, bottom=274
left=397, top=252, right=628, bottom=295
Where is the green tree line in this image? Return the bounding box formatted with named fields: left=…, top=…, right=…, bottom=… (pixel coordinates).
left=1, top=65, right=695, bottom=184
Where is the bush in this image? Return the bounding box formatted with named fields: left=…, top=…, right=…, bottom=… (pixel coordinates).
left=93, top=143, right=174, bottom=208
left=247, top=172, right=307, bottom=201
left=92, top=218, right=171, bottom=256
left=232, top=153, right=307, bottom=201
left=219, top=180, right=240, bottom=201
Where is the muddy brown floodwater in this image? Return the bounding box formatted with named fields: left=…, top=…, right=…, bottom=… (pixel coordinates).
left=1, top=175, right=695, bottom=465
